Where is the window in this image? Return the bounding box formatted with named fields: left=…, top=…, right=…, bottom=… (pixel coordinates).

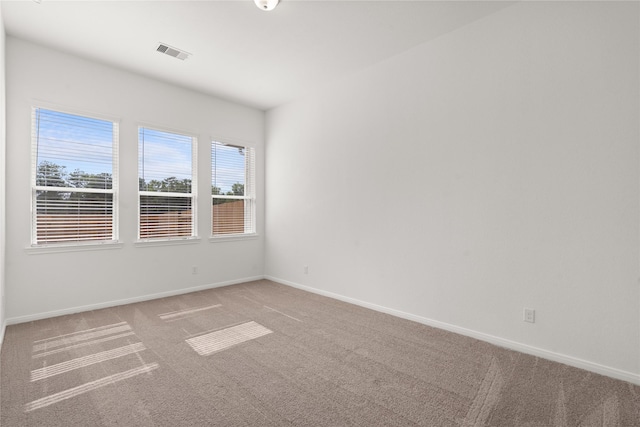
left=31, top=108, right=118, bottom=246
left=211, top=141, right=255, bottom=236
left=138, top=127, right=197, bottom=240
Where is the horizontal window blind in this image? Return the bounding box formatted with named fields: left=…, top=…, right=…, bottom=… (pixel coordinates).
left=211, top=141, right=255, bottom=236
left=139, top=127, right=196, bottom=239
left=32, top=108, right=118, bottom=245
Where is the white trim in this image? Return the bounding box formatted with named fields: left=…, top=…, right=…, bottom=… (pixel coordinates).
left=137, top=122, right=199, bottom=141
left=137, top=126, right=197, bottom=240
left=30, top=100, right=121, bottom=125
left=191, top=136, right=198, bottom=237
left=134, top=237, right=201, bottom=247
left=211, top=195, right=248, bottom=201
left=8, top=273, right=638, bottom=386
left=139, top=191, right=193, bottom=198
left=33, top=186, right=114, bottom=194
left=209, top=233, right=259, bottom=243
left=26, top=241, right=123, bottom=255
left=5, top=276, right=264, bottom=325
left=111, top=119, right=120, bottom=244
left=30, top=106, right=119, bottom=245
left=265, top=275, right=640, bottom=386
left=0, top=320, right=6, bottom=352
left=210, top=142, right=256, bottom=236
left=210, top=135, right=256, bottom=149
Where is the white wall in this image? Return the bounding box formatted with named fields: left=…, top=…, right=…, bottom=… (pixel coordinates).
left=5, top=38, right=265, bottom=321
left=0, top=6, right=7, bottom=343
left=265, top=1, right=640, bottom=382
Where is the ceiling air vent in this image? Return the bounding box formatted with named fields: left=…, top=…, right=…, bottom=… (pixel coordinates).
left=156, top=43, right=191, bottom=60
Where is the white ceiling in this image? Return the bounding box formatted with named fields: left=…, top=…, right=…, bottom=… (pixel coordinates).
left=1, top=0, right=513, bottom=110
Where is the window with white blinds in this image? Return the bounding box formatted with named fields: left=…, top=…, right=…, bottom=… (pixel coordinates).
left=211, top=141, right=255, bottom=236
left=138, top=127, right=197, bottom=240
left=31, top=107, right=118, bottom=246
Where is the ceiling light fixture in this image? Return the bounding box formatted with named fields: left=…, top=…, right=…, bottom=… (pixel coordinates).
left=254, top=0, right=279, bottom=11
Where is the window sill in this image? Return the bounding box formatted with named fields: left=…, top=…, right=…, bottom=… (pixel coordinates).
left=134, top=237, right=201, bottom=248
left=26, top=241, right=124, bottom=255
left=209, top=233, right=259, bottom=243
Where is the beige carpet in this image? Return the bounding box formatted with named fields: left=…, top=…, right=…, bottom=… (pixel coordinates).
left=1, top=279, right=639, bottom=426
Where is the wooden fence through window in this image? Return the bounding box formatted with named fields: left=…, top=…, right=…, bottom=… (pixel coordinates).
left=36, top=200, right=247, bottom=242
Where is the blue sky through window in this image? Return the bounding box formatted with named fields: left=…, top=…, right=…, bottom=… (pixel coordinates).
left=36, top=109, right=245, bottom=192
left=138, top=127, right=193, bottom=184
left=212, top=142, right=246, bottom=195
left=35, top=108, right=114, bottom=177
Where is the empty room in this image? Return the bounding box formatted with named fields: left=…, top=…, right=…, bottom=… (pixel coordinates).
left=0, top=0, right=639, bottom=425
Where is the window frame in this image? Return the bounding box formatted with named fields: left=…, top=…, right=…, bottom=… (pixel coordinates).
left=137, top=125, right=198, bottom=243
left=30, top=106, right=120, bottom=248
left=210, top=139, right=256, bottom=240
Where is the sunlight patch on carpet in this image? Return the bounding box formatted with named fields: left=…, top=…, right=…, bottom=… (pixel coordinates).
left=33, top=332, right=136, bottom=359
left=158, top=304, right=222, bottom=321
left=32, top=322, right=132, bottom=353
left=263, top=305, right=303, bottom=322
left=31, top=342, right=147, bottom=382
left=186, top=321, right=272, bottom=356
left=25, top=363, right=159, bottom=412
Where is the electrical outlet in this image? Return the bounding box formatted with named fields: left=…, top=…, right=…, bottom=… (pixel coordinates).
left=304, top=265, right=308, bottom=274
left=192, top=266, right=198, bottom=275
left=523, top=308, right=535, bottom=323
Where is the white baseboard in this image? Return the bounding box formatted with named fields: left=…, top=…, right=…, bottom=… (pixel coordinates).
left=0, top=320, right=5, bottom=352
left=5, top=275, right=265, bottom=325
left=265, top=275, right=640, bottom=386
left=6, top=274, right=639, bottom=386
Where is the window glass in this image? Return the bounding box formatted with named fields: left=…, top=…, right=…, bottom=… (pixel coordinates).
left=139, top=127, right=196, bottom=240
left=211, top=141, right=255, bottom=236
left=32, top=108, right=118, bottom=245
